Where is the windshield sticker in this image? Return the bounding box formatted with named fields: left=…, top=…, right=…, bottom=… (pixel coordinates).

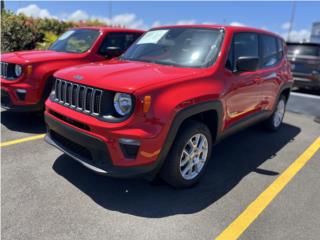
left=137, top=30, right=168, bottom=44
left=58, top=30, right=75, bottom=40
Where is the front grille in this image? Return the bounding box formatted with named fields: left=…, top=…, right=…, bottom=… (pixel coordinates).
left=53, top=79, right=103, bottom=115
left=0, top=62, right=16, bottom=80
left=50, top=130, right=93, bottom=161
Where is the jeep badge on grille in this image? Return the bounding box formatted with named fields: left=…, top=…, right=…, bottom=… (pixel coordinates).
left=73, top=75, right=83, bottom=80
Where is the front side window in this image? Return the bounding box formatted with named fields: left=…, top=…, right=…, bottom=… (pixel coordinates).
left=49, top=29, right=100, bottom=53
left=99, top=32, right=141, bottom=56
left=226, top=32, right=259, bottom=71
left=261, top=35, right=279, bottom=68
left=121, top=28, right=224, bottom=68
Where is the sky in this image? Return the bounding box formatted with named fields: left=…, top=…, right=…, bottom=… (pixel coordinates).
left=4, top=1, right=320, bottom=42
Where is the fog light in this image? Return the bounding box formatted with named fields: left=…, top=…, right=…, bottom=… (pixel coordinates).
left=16, top=89, right=26, bottom=101
left=119, top=138, right=140, bottom=159
left=119, top=138, right=140, bottom=146
left=16, top=89, right=26, bottom=93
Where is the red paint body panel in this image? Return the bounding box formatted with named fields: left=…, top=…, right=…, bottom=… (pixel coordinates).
left=1, top=27, right=144, bottom=109
left=44, top=25, right=293, bottom=173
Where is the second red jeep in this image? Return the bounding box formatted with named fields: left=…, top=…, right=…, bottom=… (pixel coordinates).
left=1, top=27, right=143, bottom=111
left=45, top=25, right=293, bottom=188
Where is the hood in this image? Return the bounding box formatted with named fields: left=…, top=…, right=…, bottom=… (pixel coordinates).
left=1, top=50, right=84, bottom=64
left=54, top=59, right=203, bottom=93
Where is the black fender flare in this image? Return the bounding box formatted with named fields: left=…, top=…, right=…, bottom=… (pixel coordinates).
left=40, top=75, right=55, bottom=104
left=147, top=100, right=223, bottom=179
left=274, top=82, right=293, bottom=110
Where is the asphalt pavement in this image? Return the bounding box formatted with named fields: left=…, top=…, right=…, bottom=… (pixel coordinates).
left=1, top=91, right=320, bottom=240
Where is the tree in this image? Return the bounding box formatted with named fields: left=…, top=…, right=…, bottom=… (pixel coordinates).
left=1, top=10, right=44, bottom=52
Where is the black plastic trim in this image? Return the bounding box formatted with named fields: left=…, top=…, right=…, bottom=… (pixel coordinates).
left=1, top=89, right=43, bottom=112
left=45, top=114, right=157, bottom=178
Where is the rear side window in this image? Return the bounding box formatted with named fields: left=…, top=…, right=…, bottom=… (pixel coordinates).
left=226, top=32, right=259, bottom=71
left=99, top=32, right=141, bottom=56
left=261, top=35, right=280, bottom=68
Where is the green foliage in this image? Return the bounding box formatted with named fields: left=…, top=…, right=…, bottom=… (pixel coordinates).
left=1, top=10, right=121, bottom=53
left=36, top=31, right=58, bottom=50
left=35, top=18, right=74, bottom=35
left=1, top=10, right=44, bottom=52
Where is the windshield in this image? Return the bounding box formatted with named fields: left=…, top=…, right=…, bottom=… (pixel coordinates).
left=287, top=45, right=320, bottom=57
left=49, top=29, right=100, bottom=53
left=121, top=28, right=224, bottom=68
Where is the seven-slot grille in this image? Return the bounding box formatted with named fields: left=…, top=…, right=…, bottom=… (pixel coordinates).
left=0, top=62, right=13, bottom=78
left=53, top=79, right=103, bottom=115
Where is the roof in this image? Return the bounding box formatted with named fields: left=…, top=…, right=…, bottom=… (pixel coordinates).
left=152, top=24, right=282, bottom=39
left=73, top=26, right=144, bottom=33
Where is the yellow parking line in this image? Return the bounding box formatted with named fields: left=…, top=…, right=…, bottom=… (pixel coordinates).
left=0, top=134, right=45, bottom=147
left=215, top=136, right=320, bottom=240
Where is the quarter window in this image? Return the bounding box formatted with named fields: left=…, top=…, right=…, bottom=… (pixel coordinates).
left=277, top=38, right=284, bottom=59
left=225, top=42, right=234, bottom=71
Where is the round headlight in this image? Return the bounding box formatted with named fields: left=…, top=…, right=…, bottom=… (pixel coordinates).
left=15, top=64, right=22, bottom=77
left=114, top=93, right=133, bottom=116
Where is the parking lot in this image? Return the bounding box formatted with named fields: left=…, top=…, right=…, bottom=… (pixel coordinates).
left=1, top=90, right=320, bottom=240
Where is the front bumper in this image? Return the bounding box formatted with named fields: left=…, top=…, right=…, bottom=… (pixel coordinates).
left=1, top=82, right=43, bottom=111
left=45, top=113, right=162, bottom=178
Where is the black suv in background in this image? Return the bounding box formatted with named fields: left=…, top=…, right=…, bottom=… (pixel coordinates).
left=287, top=42, right=320, bottom=90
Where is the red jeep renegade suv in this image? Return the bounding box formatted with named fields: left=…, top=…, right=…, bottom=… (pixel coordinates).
left=45, top=25, right=293, bottom=188
left=1, top=27, right=143, bottom=111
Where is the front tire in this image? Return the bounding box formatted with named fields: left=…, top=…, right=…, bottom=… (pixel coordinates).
left=160, top=120, right=212, bottom=188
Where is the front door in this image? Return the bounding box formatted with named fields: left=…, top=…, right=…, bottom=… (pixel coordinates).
left=224, top=32, right=262, bottom=128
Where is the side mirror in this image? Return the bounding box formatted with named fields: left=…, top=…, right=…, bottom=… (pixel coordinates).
left=236, top=56, right=259, bottom=72
left=103, top=46, right=122, bottom=59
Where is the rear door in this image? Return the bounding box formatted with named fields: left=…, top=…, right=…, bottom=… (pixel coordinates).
left=224, top=32, right=263, bottom=127
left=258, top=34, right=284, bottom=110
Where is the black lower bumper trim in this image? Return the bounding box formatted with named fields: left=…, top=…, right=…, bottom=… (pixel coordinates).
left=1, top=89, right=43, bottom=112
left=45, top=114, right=157, bottom=178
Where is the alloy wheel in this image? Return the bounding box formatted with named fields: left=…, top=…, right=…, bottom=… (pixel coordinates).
left=179, top=133, right=209, bottom=180
left=273, top=98, right=286, bottom=127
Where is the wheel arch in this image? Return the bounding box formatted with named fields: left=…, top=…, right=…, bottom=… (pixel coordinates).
left=270, top=83, right=292, bottom=112
left=39, top=74, right=56, bottom=104
left=280, top=87, right=291, bottom=102
left=148, top=100, right=224, bottom=179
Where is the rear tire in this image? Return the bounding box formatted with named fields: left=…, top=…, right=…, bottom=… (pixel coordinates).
left=263, top=95, right=287, bottom=131
left=160, top=120, right=212, bottom=188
